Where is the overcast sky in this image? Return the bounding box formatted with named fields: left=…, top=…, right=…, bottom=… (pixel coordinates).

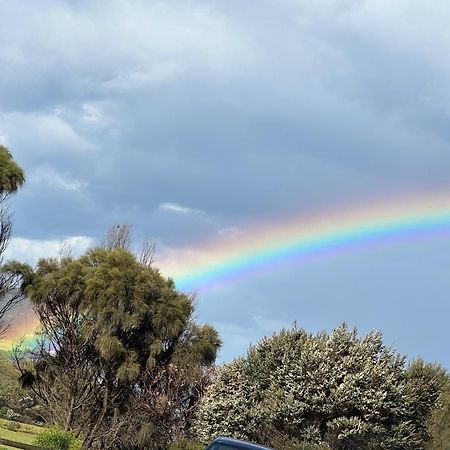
left=2, top=0, right=450, bottom=366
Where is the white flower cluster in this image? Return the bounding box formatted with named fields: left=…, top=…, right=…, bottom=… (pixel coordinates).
left=194, top=324, right=444, bottom=449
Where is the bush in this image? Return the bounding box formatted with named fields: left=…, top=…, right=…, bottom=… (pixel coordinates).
left=5, top=408, right=19, bottom=420
left=0, top=406, right=7, bottom=417
left=271, top=434, right=332, bottom=450
left=194, top=324, right=449, bottom=449
left=0, top=356, right=23, bottom=409
left=5, top=420, right=20, bottom=432
left=169, top=439, right=204, bottom=450
left=33, top=428, right=81, bottom=450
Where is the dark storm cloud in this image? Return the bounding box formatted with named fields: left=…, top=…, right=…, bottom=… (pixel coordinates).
left=2, top=0, right=450, bottom=363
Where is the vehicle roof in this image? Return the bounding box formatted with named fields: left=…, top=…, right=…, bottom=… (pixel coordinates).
left=210, top=436, right=273, bottom=450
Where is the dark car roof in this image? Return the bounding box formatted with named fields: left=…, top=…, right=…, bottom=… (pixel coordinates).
left=208, top=437, right=274, bottom=450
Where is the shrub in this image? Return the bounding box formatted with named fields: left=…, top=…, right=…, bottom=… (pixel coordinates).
left=5, top=420, right=20, bottom=432
left=169, top=438, right=204, bottom=450
left=271, top=434, right=332, bottom=450
left=0, top=406, right=7, bottom=416
left=194, top=324, right=449, bottom=449
left=33, top=427, right=81, bottom=450
left=5, top=408, right=19, bottom=420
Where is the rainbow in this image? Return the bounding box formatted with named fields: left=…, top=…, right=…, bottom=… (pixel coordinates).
left=163, top=191, right=450, bottom=291
left=0, top=302, right=38, bottom=351
left=4, top=191, right=450, bottom=345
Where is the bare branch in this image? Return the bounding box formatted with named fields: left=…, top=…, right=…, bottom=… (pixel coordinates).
left=101, top=224, right=132, bottom=250
left=138, top=240, right=156, bottom=267
left=0, top=261, right=27, bottom=337
left=58, top=241, right=73, bottom=260
left=0, top=207, right=12, bottom=262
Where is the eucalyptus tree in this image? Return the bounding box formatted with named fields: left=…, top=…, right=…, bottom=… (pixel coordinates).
left=0, top=145, right=25, bottom=338
left=8, top=243, right=221, bottom=449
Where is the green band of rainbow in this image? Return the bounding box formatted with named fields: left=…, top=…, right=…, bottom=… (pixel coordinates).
left=170, top=193, right=450, bottom=291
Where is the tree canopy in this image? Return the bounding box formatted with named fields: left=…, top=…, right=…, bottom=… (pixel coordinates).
left=8, top=244, right=221, bottom=449
left=426, top=383, right=450, bottom=450
left=0, top=145, right=25, bottom=197
left=0, top=145, right=25, bottom=337
left=194, top=324, right=449, bottom=450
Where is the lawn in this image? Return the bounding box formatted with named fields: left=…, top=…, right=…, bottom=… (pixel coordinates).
left=0, top=418, right=42, bottom=447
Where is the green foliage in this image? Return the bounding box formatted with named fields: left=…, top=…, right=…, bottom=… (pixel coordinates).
left=0, top=407, right=6, bottom=417
left=5, top=420, right=19, bottom=431
left=271, top=433, right=333, bottom=450
left=0, top=356, right=22, bottom=408
left=33, top=428, right=81, bottom=450
left=426, top=386, right=450, bottom=450
left=9, top=242, right=221, bottom=449
left=168, top=438, right=204, bottom=450
left=194, top=359, right=261, bottom=442
left=405, top=358, right=450, bottom=444
left=0, top=145, right=25, bottom=195
left=194, top=324, right=448, bottom=450
left=0, top=145, right=25, bottom=340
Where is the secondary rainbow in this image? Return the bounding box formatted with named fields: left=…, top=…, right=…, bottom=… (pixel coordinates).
left=167, top=191, right=450, bottom=291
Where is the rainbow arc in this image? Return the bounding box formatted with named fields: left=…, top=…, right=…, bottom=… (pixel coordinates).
left=4, top=191, right=450, bottom=346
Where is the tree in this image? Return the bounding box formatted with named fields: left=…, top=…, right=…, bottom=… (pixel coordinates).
left=426, top=384, right=450, bottom=450
left=0, top=352, right=23, bottom=410
left=404, top=358, right=449, bottom=445
left=0, top=146, right=25, bottom=196
left=194, top=324, right=448, bottom=450
left=0, top=145, right=25, bottom=338
left=130, top=362, right=217, bottom=449
left=7, top=240, right=221, bottom=449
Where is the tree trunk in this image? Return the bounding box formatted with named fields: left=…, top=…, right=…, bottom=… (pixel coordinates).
left=64, top=397, right=75, bottom=431
left=82, top=387, right=109, bottom=450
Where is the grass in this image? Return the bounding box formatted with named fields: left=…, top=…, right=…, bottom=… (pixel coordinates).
left=0, top=418, right=43, bottom=447
left=0, top=426, right=36, bottom=444
left=0, top=419, right=42, bottom=435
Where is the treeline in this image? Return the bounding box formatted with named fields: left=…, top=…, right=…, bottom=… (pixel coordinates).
left=0, top=147, right=449, bottom=450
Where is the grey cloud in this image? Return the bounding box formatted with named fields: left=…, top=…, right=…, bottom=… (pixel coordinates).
left=1, top=0, right=450, bottom=365
left=0, top=1, right=255, bottom=111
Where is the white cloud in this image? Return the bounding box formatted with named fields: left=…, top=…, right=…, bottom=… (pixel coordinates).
left=217, top=226, right=241, bottom=238
left=30, top=166, right=87, bottom=192
left=0, top=112, right=95, bottom=155
left=155, top=245, right=208, bottom=280
left=82, top=103, right=106, bottom=124
left=159, top=202, right=204, bottom=215
left=4, top=236, right=93, bottom=266
left=0, top=1, right=256, bottom=100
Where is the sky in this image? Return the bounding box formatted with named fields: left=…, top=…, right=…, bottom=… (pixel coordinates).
left=1, top=0, right=450, bottom=366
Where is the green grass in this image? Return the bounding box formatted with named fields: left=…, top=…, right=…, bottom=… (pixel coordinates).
left=0, top=418, right=43, bottom=447
left=0, top=426, right=36, bottom=444
left=0, top=418, right=43, bottom=435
